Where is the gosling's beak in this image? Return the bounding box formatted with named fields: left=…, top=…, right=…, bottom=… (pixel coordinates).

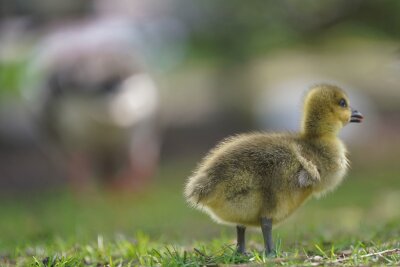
left=350, top=109, right=364, bottom=123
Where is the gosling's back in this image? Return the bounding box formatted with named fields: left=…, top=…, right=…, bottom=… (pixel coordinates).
left=185, top=132, right=344, bottom=226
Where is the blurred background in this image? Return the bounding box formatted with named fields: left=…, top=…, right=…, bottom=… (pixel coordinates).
left=0, top=0, right=399, bottom=249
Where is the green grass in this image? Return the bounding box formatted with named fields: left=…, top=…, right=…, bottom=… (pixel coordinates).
left=2, top=228, right=399, bottom=266
left=0, top=161, right=399, bottom=266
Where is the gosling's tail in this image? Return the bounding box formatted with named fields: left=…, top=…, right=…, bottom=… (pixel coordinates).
left=184, top=172, right=215, bottom=207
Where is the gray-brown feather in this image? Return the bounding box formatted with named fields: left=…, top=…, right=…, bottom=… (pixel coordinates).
left=185, top=133, right=318, bottom=208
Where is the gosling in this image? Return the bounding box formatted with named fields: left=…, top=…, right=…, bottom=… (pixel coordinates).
left=184, top=84, right=363, bottom=255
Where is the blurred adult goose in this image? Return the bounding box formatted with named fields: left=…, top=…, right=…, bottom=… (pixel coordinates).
left=24, top=18, right=160, bottom=191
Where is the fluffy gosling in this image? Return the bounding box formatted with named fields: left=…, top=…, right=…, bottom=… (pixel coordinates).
left=184, top=84, right=363, bottom=255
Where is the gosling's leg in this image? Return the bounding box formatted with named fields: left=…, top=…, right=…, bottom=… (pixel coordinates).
left=260, top=217, right=274, bottom=255
left=236, top=225, right=246, bottom=254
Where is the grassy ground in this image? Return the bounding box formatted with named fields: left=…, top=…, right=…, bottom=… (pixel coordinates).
left=0, top=160, right=399, bottom=266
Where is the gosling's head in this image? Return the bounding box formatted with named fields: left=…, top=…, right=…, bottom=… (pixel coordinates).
left=301, top=84, right=363, bottom=137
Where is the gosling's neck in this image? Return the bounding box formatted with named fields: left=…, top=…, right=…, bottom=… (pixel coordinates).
left=300, top=114, right=341, bottom=140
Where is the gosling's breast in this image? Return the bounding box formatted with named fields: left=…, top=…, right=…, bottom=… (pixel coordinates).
left=314, top=140, right=349, bottom=196
left=272, top=188, right=313, bottom=224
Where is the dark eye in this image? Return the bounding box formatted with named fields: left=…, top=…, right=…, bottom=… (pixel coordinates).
left=339, top=99, right=347, bottom=108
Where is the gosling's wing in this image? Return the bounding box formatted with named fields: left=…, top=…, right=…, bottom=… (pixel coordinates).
left=297, top=169, right=318, bottom=187
left=293, top=147, right=320, bottom=187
